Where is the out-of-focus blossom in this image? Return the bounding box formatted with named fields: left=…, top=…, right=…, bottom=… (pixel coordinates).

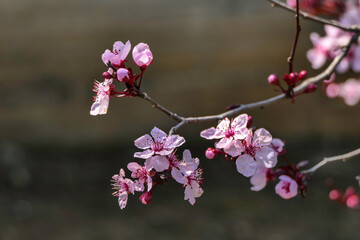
left=132, top=43, right=153, bottom=68
left=111, top=169, right=135, bottom=209
left=271, top=138, right=285, bottom=155
left=326, top=78, right=360, bottom=105
left=307, top=6, right=360, bottom=73
left=287, top=0, right=346, bottom=17
left=329, top=186, right=359, bottom=208
left=102, top=40, right=131, bottom=67
left=90, top=79, right=113, bottom=116
left=235, top=128, right=277, bottom=177
left=200, top=114, right=248, bottom=157
left=275, top=175, right=298, bottom=199
left=127, top=162, right=153, bottom=192
left=134, top=127, right=185, bottom=159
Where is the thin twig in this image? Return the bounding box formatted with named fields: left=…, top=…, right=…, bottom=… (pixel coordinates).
left=268, top=0, right=360, bottom=33
left=287, top=0, right=301, bottom=73
left=302, top=148, right=360, bottom=174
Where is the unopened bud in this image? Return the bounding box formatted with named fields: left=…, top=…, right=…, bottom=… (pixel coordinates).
left=139, top=191, right=152, bottom=205
left=304, top=83, right=317, bottom=93
left=102, top=72, right=112, bottom=79
left=205, top=148, right=216, bottom=159
left=288, top=72, right=299, bottom=85
left=329, top=189, right=341, bottom=200
left=267, top=74, right=279, bottom=85
left=246, top=115, right=253, bottom=128
left=299, top=70, right=307, bottom=80
left=117, top=68, right=131, bottom=83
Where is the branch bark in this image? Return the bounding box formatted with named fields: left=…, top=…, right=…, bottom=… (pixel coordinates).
left=302, top=148, right=360, bottom=174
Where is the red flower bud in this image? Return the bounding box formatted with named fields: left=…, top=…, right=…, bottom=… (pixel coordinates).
left=139, top=191, right=152, bottom=205
left=299, top=70, right=307, bottom=80
left=304, top=83, right=317, bottom=93
left=267, top=74, right=279, bottom=85
left=102, top=72, right=112, bottom=79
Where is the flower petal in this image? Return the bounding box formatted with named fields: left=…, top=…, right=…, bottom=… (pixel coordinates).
left=150, top=127, right=167, bottom=143
left=253, top=128, right=272, bottom=146
left=134, top=149, right=154, bottom=159
left=231, top=114, right=248, bottom=128
left=255, top=146, right=278, bottom=168
left=171, top=168, right=186, bottom=184
left=164, top=135, right=185, bottom=149
left=235, top=154, right=257, bottom=177
left=149, top=155, right=169, bottom=172
left=134, top=134, right=154, bottom=149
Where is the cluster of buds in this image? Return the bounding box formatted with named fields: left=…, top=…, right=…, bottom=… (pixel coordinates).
left=90, top=40, right=153, bottom=116
left=287, top=0, right=346, bottom=17
left=329, top=186, right=359, bottom=208
left=267, top=70, right=316, bottom=100
left=111, top=127, right=203, bottom=209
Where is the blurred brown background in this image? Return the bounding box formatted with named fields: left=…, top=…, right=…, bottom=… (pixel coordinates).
left=0, top=0, right=359, bottom=239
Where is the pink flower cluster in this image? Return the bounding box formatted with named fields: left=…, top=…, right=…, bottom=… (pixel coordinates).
left=90, top=40, right=153, bottom=116
left=326, top=77, right=360, bottom=106
left=201, top=114, right=309, bottom=200
left=307, top=4, right=360, bottom=73
left=111, top=127, right=204, bottom=209
left=329, top=186, right=359, bottom=208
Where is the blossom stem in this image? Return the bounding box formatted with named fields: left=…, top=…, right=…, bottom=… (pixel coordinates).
left=287, top=0, right=301, bottom=73
left=302, top=148, right=360, bottom=174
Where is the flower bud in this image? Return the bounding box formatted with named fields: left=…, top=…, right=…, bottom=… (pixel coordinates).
left=299, top=70, right=307, bottom=80
left=346, top=194, right=359, bottom=208
left=304, top=83, right=317, bottom=93
left=329, top=189, right=341, bottom=200
left=205, top=148, right=216, bottom=159
left=246, top=115, right=253, bottom=128
left=267, top=74, right=279, bottom=85
left=102, top=71, right=112, bottom=79
left=139, top=191, right=152, bottom=205
left=288, top=72, right=298, bottom=85
left=132, top=43, right=153, bottom=69
left=116, top=68, right=131, bottom=82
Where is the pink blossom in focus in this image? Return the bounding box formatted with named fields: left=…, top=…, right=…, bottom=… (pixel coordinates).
left=102, top=40, right=131, bottom=67
left=171, top=150, right=203, bottom=205
left=235, top=128, right=277, bottom=177
left=134, top=127, right=185, bottom=159
left=250, top=164, right=268, bottom=191
left=127, top=162, right=153, bottom=192
left=200, top=114, right=248, bottom=157
left=111, top=169, right=135, bottom=209
left=116, top=68, right=131, bottom=82
left=90, top=79, right=113, bottom=116
left=132, top=43, right=153, bottom=68
left=275, top=175, right=298, bottom=199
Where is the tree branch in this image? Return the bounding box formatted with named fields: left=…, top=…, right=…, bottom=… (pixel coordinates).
left=268, top=0, right=360, bottom=33
left=287, top=0, right=301, bottom=73
left=302, top=148, right=360, bottom=174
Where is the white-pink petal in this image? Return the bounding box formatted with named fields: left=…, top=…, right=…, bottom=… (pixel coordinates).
left=255, top=146, right=277, bottom=168
left=134, top=134, right=154, bottom=149
left=250, top=165, right=268, bottom=191
left=134, top=149, right=154, bottom=159
left=235, top=154, right=257, bottom=177
left=253, top=128, right=272, bottom=146
left=150, top=127, right=167, bottom=143
left=146, top=155, right=169, bottom=172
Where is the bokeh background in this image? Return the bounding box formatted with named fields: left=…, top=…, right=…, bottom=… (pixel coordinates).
left=1, top=0, right=360, bottom=239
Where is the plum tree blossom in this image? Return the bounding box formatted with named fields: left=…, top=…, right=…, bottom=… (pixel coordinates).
left=275, top=175, right=298, bottom=199
left=200, top=114, right=248, bottom=157
left=102, top=40, right=131, bottom=67
left=326, top=78, right=360, bottom=105
left=90, top=79, right=114, bottom=116
left=132, top=43, right=153, bottom=68
left=111, top=169, right=135, bottom=209
left=127, top=162, right=153, bottom=192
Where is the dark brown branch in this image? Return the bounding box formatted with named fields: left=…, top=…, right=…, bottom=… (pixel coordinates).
left=288, top=0, right=301, bottom=73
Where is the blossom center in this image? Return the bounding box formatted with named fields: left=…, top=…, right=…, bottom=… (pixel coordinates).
left=244, top=144, right=258, bottom=157
left=281, top=181, right=291, bottom=194
left=152, top=142, right=164, bottom=152
left=225, top=129, right=235, bottom=138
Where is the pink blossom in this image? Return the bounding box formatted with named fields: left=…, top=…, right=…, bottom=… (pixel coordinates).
left=235, top=128, right=277, bottom=177
left=275, top=175, right=298, bottom=199
left=326, top=83, right=340, bottom=98
left=339, top=79, right=360, bottom=106
left=250, top=164, right=268, bottom=191
left=271, top=138, right=285, bottom=154
left=134, top=127, right=185, bottom=159
left=171, top=150, right=203, bottom=205
left=346, top=195, right=359, bottom=208
left=111, top=169, right=135, bottom=209
left=200, top=114, right=248, bottom=157
left=116, top=68, right=131, bottom=82
left=102, top=40, right=131, bottom=67
left=127, top=162, right=153, bottom=192
left=90, top=79, right=113, bottom=116
left=307, top=6, right=360, bottom=73
left=132, top=43, right=153, bottom=68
